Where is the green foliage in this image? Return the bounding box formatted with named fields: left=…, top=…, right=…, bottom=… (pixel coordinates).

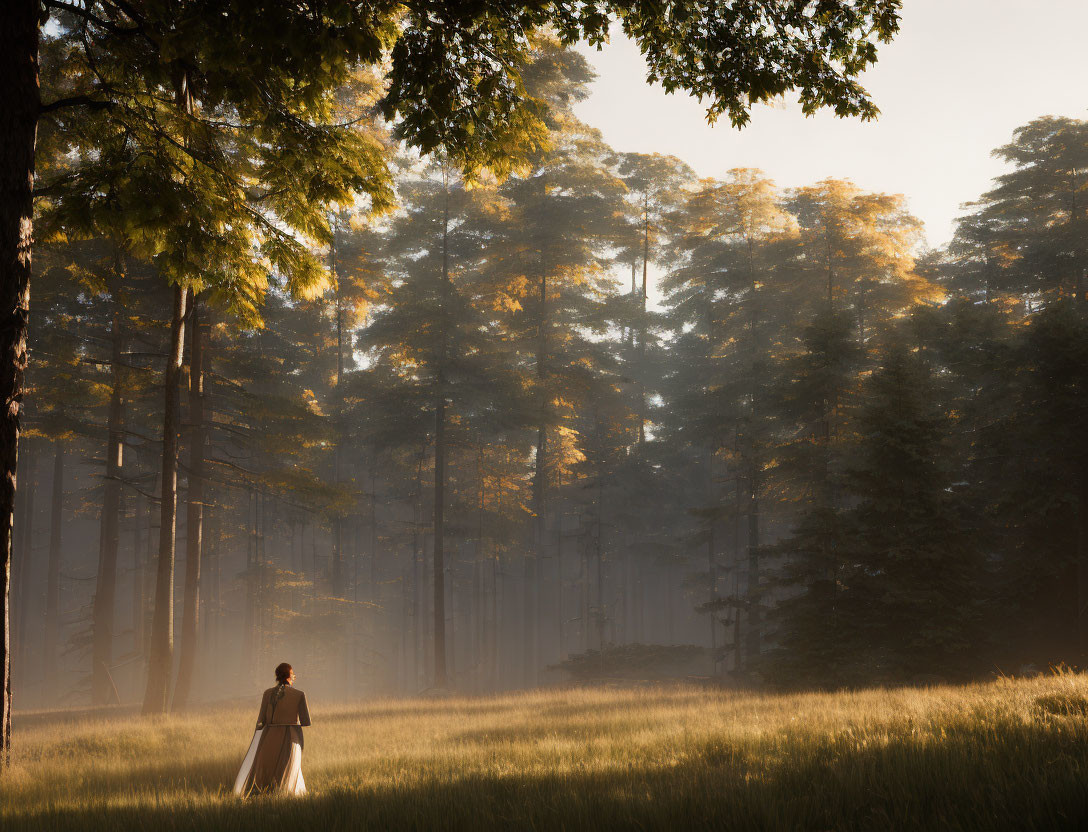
left=40, top=5, right=397, bottom=326
left=28, top=5, right=1088, bottom=707
left=950, top=117, right=1088, bottom=304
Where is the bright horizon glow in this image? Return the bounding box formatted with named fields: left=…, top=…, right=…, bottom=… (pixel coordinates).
left=573, top=0, right=1088, bottom=251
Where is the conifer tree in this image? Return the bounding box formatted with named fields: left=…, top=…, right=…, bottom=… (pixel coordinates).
left=613, top=153, right=694, bottom=443
left=663, top=170, right=798, bottom=672
left=759, top=309, right=863, bottom=686
left=839, top=339, right=983, bottom=683
left=786, top=179, right=933, bottom=343
left=3, top=0, right=904, bottom=755
left=952, top=117, right=1088, bottom=306
left=499, top=108, right=627, bottom=682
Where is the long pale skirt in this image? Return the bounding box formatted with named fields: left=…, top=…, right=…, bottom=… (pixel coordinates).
left=233, top=725, right=306, bottom=797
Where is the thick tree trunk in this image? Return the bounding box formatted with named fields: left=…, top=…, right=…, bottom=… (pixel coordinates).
left=0, top=0, right=38, bottom=762
left=92, top=272, right=126, bottom=706
left=142, top=284, right=189, bottom=714
left=173, top=294, right=206, bottom=710
left=44, top=443, right=63, bottom=700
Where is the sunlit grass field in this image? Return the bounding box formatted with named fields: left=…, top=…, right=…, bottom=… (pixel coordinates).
left=3, top=670, right=1088, bottom=831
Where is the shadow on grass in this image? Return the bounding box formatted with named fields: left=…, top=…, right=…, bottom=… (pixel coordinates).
left=5, top=716, right=1088, bottom=832
left=317, top=689, right=715, bottom=728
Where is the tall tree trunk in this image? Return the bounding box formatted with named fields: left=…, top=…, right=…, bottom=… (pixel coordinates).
left=489, top=545, right=499, bottom=690
left=474, top=446, right=485, bottom=690
left=746, top=474, right=761, bottom=664
left=142, top=284, right=189, bottom=714
left=432, top=389, right=447, bottom=688
left=555, top=468, right=563, bottom=663
left=367, top=460, right=378, bottom=602
left=129, top=494, right=141, bottom=660
left=254, top=490, right=265, bottom=679
left=665, top=557, right=674, bottom=644
left=1069, top=166, right=1084, bottom=309
left=1077, top=470, right=1088, bottom=660
left=204, top=514, right=220, bottom=658
left=92, top=268, right=127, bottom=705
left=0, top=0, right=39, bottom=763
left=732, top=437, right=743, bottom=673
left=134, top=494, right=149, bottom=659
left=744, top=237, right=762, bottom=667
left=825, top=219, right=835, bottom=309
left=243, top=487, right=256, bottom=679
left=432, top=174, right=451, bottom=688
left=706, top=449, right=718, bottom=674
left=528, top=259, right=548, bottom=686
left=44, top=442, right=63, bottom=700
left=593, top=409, right=606, bottom=654
left=330, top=219, right=345, bottom=598
left=412, top=448, right=424, bottom=690
left=580, top=532, right=589, bottom=652
left=143, top=65, right=194, bottom=715
left=638, top=201, right=649, bottom=444
left=173, top=294, right=207, bottom=710
left=13, top=447, right=34, bottom=683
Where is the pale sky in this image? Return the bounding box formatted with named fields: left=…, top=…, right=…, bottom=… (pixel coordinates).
left=573, top=0, right=1088, bottom=249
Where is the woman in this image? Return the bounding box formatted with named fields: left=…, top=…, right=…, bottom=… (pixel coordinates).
left=233, top=662, right=311, bottom=797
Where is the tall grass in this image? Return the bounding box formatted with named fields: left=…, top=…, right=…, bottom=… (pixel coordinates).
left=2, top=670, right=1087, bottom=830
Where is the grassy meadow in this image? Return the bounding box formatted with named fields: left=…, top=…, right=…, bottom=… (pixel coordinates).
left=3, top=670, right=1088, bottom=831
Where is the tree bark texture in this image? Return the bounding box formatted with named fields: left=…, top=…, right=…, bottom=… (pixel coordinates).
left=173, top=294, right=206, bottom=710
left=0, top=0, right=39, bottom=763
left=142, top=284, right=188, bottom=714
left=432, top=178, right=451, bottom=689
left=44, top=443, right=63, bottom=698
left=92, top=273, right=126, bottom=705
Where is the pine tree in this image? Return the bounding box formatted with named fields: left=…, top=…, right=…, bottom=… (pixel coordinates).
left=759, top=309, right=863, bottom=687
left=839, top=339, right=983, bottom=683
left=499, top=115, right=627, bottom=683
left=952, top=117, right=1088, bottom=306
left=786, top=179, right=934, bottom=343
left=3, top=0, right=904, bottom=757
left=662, top=170, right=799, bottom=673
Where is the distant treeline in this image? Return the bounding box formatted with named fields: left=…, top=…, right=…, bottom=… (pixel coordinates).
left=18, top=39, right=1088, bottom=707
